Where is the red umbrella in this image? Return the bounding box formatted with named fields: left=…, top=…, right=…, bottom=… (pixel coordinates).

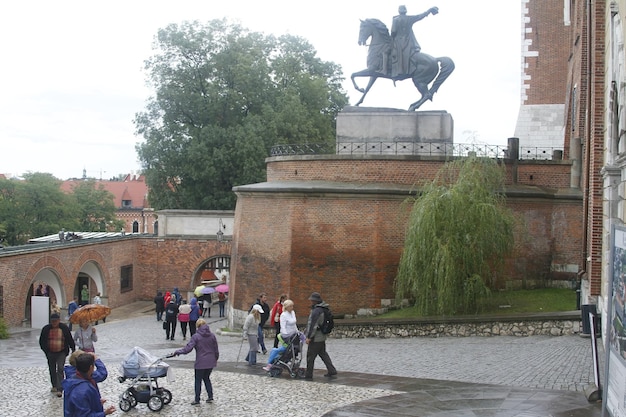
left=70, top=304, right=111, bottom=324
left=215, top=284, right=229, bottom=293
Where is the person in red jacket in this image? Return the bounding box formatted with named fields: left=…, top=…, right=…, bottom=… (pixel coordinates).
left=269, top=294, right=286, bottom=348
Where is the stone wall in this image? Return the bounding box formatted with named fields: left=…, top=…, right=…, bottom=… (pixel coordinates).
left=269, top=312, right=584, bottom=339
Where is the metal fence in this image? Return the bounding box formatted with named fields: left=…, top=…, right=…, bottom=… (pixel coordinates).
left=270, top=142, right=563, bottom=160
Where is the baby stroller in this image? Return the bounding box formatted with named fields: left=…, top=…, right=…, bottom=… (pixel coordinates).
left=266, top=331, right=306, bottom=378
left=118, top=346, right=175, bottom=412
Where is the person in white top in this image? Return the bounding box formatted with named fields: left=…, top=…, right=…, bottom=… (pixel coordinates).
left=263, top=300, right=297, bottom=371
left=279, top=300, right=297, bottom=337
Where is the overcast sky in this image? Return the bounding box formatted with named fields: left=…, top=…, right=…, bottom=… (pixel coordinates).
left=0, top=1, right=521, bottom=180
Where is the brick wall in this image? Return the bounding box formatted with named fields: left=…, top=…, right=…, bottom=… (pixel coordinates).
left=0, top=237, right=229, bottom=327
left=233, top=156, right=583, bottom=317
left=266, top=156, right=574, bottom=189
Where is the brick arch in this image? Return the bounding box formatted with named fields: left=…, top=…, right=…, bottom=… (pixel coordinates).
left=24, top=255, right=69, bottom=306
left=71, top=249, right=109, bottom=299
left=190, top=253, right=231, bottom=289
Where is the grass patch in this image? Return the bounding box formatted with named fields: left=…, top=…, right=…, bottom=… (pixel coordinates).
left=379, top=288, right=578, bottom=319
left=0, top=318, right=9, bottom=339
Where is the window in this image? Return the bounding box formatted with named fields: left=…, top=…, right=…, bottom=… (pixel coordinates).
left=132, top=221, right=139, bottom=233
left=120, top=265, right=133, bottom=292
left=122, top=200, right=132, bottom=208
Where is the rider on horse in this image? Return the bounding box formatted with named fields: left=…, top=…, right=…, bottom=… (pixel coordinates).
left=389, top=5, right=439, bottom=79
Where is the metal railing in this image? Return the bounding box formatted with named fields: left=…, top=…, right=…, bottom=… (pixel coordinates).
left=270, top=142, right=563, bottom=161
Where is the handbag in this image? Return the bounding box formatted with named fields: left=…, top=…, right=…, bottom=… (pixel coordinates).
left=162, top=321, right=167, bottom=330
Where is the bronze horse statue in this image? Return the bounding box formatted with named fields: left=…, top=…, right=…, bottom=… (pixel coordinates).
left=351, top=18, right=454, bottom=111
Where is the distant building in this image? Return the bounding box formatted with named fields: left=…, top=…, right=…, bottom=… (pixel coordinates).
left=61, top=173, right=156, bottom=234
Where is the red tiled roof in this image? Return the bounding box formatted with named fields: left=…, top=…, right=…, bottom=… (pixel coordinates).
left=60, top=175, right=150, bottom=209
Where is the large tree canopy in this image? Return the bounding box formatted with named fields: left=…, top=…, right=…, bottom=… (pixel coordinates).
left=395, top=157, right=517, bottom=316
left=135, top=19, right=349, bottom=210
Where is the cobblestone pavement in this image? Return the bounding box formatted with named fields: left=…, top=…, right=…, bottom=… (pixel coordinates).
left=0, top=302, right=602, bottom=416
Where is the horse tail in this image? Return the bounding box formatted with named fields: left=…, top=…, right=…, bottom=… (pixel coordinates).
left=430, top=57, right=455, bottom=96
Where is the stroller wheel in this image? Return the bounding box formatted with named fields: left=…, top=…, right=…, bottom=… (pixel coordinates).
left=119, top=399, right=131, bottom=412
left=160, top=388, right=172, bottom=405
left=297, top=368, right=307, bottom=379
left=269, top=367, right=282, bottom=378
left=148, top=394, right=164, bottom=411
left=122, top=391, right=137, bottom=408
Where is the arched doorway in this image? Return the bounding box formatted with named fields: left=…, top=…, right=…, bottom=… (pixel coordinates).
left=194, top=255, right=230, bottom=286
left=26, top=268, right=63, bottom=326
left=73, top=261, right=107, bottom=307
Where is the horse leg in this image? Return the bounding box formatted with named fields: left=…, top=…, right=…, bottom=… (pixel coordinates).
left=429, top=57, right=455, bottom=97
left=351, top=69, right=375, bottom=93
left=354, top=76, right=378, bottom=107
left=408, top=81, right=432, bottom=111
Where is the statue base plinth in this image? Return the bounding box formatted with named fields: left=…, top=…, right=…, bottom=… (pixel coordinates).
left=336, top=106, right=453, bottom=155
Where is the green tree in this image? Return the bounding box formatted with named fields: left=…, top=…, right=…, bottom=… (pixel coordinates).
left=0, top=174, right=125, bottom=245
left=0, top=173, right=79, bottom=245
left=135, top=19, right=348, bottom=210
left=69, top=180, right=125, bottom=232
left=395, top=157, right=517, bottom=316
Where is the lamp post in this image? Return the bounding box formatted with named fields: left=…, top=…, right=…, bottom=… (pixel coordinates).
left=216, top=218, right=225, bottom=242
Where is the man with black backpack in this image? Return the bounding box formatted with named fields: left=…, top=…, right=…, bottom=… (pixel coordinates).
left=304, top=292, right=337, bottom=380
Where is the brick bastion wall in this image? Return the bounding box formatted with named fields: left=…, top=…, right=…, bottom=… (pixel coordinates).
left=231, top=155, right=583, bottom=319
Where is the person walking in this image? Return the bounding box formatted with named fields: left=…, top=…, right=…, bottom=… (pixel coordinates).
left=154, top=291, right=165, bottom=321
left=217, top=291, right=227, bottom=317
left=269, top=294, right=286, bottom=348
left=178, top=301, right=191, bottom=340
left=39, top=313, right=76, bottom=397
left=172, top=319, right=219, bottom=405
left=93, top=292, right=105, bottom=325
left=304, top=292, right=337, bottom=380
left=202, top=293, right=212, bottom=318
left=74, top=319, right=97, bottom=353
left=250, top=293, right=270, bottom=354
left=189, top=297, right=201, bottom=336
left=164, top=299, right=179, bottom=341
left=67, top=297, right=79, bottom=332
left=243, top=304, right=263, bottom=365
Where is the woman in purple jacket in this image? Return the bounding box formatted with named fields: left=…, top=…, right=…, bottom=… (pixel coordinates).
left=173, top=319, right=219, bottom=405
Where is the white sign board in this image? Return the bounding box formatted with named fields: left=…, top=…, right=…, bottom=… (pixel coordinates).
left=31, top=296, right=50, bottom=329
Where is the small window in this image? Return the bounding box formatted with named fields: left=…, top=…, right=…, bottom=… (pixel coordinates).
left=121, top=265, right=133, bottom=293
left=132, top=221, right=139, bottom=233
left=122, top=200, right=132, bottom=208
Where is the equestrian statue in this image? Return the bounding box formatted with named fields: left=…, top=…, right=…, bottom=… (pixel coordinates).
left=351, top=6, right=454, bottom=111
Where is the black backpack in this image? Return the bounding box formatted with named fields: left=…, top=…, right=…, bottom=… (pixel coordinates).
left=319, top=307, right=334, bottom=334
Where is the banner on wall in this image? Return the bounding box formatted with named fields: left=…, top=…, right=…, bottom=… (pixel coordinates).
left=605, top=226, right=626, bottom=416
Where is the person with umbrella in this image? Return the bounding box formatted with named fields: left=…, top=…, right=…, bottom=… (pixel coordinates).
left=74, top=319, right=97, bottom=353
left=39, top=313, right=76, bottom=397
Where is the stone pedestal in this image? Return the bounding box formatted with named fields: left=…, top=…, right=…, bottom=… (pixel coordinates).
left=336, top=106, right=454, bottom=155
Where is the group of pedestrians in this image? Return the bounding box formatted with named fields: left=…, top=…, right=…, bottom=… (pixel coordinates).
left=243, top=291, right=337, bottom=381
left=154, top=288, right=204, bottom=341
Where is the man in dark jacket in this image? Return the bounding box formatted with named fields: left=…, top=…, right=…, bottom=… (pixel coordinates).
left=39, top=313, right=76, bottom=396
left=154, top=291, right=165, bottom=321
left=304, top=292, right=337, bottom=380
left=164, top=300, right=179, bottom=341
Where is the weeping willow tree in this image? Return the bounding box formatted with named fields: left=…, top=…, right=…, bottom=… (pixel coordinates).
left=395, top=157, right=516, bottom=316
